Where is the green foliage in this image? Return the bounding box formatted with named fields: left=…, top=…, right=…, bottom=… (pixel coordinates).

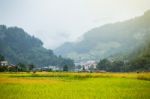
left=0, top=54, right=5, bottom=61
left=63, top=65, right=68, bottom=71
left=17, top=63, right=27, bottom=71
left=111, top=60, right=124, bottom=72
left=28, top=64, right=35, bottom=71
left=126, top=33, right=150, bottom=71
left=0, top=66, right=7, bottom=72
left=97, top=59, right=125, bottom=72
left=97, top=59, right=111, bottom=70
left=0, top=25, right=75, bottom=69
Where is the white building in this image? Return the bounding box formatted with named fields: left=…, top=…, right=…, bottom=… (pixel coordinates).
left=0, top=61, right=8, bottom=66
left=48, top=66, right=60, bottom=71
left=75, top=60, right=97, bottom=71
left=82, top=60, right=97, bottom=70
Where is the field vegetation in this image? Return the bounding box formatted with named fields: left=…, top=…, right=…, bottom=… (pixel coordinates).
left=0, top=72, right=150, bottom=99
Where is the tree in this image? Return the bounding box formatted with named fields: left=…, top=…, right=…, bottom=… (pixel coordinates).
left=0, top=54, right=5, bottom=61
left=97, top=59, right=111, bottom=71
left=111, top=60, right=124, bottom=72
left=17, top=63, right=27, bottom=71
left=63, top=65, right=68, bottom=71
left=0, top=66, right=7, bottom=72
left=59, top=58, right=75, bottom=70
left=28, top=64, right=35, bottom=71
left=82, top=66, right=85, bottom=71
left=89, top=65, right=95, bottom=72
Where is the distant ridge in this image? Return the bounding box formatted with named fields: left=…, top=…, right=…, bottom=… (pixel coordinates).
left=55, top=10, right=150, bottom=62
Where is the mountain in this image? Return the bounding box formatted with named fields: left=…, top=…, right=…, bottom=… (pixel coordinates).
left=55, top=10, right=150, bottom=62
left=0, top=25, right=74, bottom=69
left=128, top=33, right=150, bottom=71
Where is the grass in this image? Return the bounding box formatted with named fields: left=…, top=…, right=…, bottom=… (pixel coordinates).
left=0, top=72, right=150, bottom=99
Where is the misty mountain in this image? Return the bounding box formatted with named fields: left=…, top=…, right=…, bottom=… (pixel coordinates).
left=55, top=10, right=150, bottom=62
left=0, top=25, right=74, bottom=68
left=128, top=33, right=150, bottom=71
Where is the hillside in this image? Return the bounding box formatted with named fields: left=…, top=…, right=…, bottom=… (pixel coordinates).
left=129, top=33, right=150, bottom=71
left=55, top=10, right=150, bottom=62
left=0, top=25, right=74, bottom=68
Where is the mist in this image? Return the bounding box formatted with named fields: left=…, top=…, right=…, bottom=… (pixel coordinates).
left=1, top=0, right=150, bottom=49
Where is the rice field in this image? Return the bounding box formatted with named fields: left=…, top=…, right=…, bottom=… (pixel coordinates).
left=0, top=72, right=150, bottom=99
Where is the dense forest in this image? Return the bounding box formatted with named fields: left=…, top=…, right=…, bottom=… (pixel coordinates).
left=97, top=33, right=150, bottom=72
left=128, top=33, right=150, bottom=71
left=0, top=25, right=74, bottom=69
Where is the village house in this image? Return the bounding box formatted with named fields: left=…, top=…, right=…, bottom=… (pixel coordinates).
left=40, top=66, right=61, bottom=71
left=75, top=60, right=97, bottom=71
left=0, top=61, right=8, bottom=66
left=48, top=66, right=60, bottom=71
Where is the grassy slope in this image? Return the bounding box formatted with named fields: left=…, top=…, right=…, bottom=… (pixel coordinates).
left=0, top=72, right=150, bottom=99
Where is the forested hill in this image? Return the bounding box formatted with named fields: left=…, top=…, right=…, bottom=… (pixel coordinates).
left=0, top=25, right=74, bottom=68
left=129, top=33, right=150, bottom=71
left=55, top=10, right=150, bottom=62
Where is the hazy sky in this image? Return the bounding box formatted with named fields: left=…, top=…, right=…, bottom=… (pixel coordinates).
left=0, top=0, right=150, bottom=49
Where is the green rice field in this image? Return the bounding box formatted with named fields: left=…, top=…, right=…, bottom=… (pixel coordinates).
left=0, top=72, right=150, bottom=99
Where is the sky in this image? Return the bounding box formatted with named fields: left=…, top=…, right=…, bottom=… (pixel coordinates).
left=0, top=0, right=150, bottom=49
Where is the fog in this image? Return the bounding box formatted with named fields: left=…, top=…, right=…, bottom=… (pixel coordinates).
left=0, top=0, right=150, bottom=49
